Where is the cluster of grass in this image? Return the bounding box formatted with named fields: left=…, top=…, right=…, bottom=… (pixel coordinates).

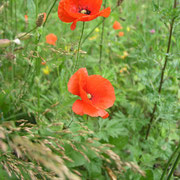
left=0, top=0, right=180, bottom=179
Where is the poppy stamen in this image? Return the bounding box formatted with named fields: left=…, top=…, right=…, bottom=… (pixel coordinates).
left=79, top=9, right=91, bottom=15
left=87, top=93, right=92, bottom=100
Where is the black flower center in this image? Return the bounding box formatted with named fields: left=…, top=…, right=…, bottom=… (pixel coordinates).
left=79, top=9, right=91, bottom=15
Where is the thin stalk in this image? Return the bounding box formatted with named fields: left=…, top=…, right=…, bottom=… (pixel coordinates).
left=36, top=0, right=38, bottom=17
left=43, top=0, right=57, bottom=28
left=82, top=20, right=102, bottom=45
left=3, top=0, right=7, bottom=38
left=18, top=26, right=37, bottom=39
left=81, top=2, right=121, bottom=45
left=160, top=142, right=180, bottom=180
left=145, top=0, right=177, bottom=139
left=15, top=0, right=57, bottom=109
left=99, top=0, right=106, bottom=66
left=15, top=0, right=17, bottom=34
left=35, top=0, right=57, bottom=122
left=167, top=152, right=180, bottom=180
left=67, top=116, right=74, bottom=128
left=36, top=0, right=57, bottom=42
left=57, top=66, right=62, bottom=102
left=73, top=22, right=85, bottom=72
left=10, top=0, right=13, bottom=38
left=35, top=56, right=41, bottom=122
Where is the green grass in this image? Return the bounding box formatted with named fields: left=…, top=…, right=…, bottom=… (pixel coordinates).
left=0, top=0, right=180, bottom=179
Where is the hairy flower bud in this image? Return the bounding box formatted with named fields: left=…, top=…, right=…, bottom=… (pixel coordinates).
left=36, top=13, right=44, bottom=27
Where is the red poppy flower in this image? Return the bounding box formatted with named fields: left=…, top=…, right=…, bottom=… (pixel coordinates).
left=118, top=31, right=124, bottom=37
left=68, top=68, right=115, bottom=118
left=113, top=21, right=122, bottom=30
left=46, top=34, right=57, bottom=46
left=58, top=0, right=111, bottom=30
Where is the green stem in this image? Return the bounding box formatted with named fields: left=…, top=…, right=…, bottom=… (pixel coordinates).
left=160, top=142, right=180, bottom=180
left=36, top=0, right=38, bottom=17
left=19, top=26, right=37, bottom=39
left=145, top=0, right=177, bottom=139
left=15, top=0, right=57, bottom=106
left=82, top=20, right=102, bottom=45
left=15, top=0, right=17, bottom=34
left=99, top=0, right=106, bottom=66
left=81, top=3, right=120, bottom=45
left=73, top=22, right=85, bottom=72
left=43, top=0, right=57, bottom=28
left=67, top=111, right=75, bottom=128
left=167, top=151, right=180, bottom=180
left=35, top=56, right=41, bottom=122
left=10, top=0, right=13, bottom=39
left=3, top=0, right=7, bottom=38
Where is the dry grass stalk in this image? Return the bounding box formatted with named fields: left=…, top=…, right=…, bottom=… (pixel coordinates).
left=12, top=136, right=81, bottom=180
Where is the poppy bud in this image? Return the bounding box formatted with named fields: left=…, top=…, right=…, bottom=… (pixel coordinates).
left=0, top=39, right=11, bottom=48
left=36, top=13, right=44, bottom=27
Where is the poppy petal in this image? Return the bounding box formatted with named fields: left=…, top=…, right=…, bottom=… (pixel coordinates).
left=113, top=21, right=123, bottom=30
left=68, top=68, right=88, bottom=96
left=70, top=7, right=111, bottom=30
left=58, top=0, right=76, bottom=22
left=72, top=99, right=109, bottom=118
left=46, top=34, right=57, bottom=46
left=86, top=75, right=115, bottom=109
left=78, top=0, right=103, bottom=14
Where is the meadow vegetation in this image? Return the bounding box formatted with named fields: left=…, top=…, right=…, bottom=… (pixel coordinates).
left=0, top=0, right=180, bottom=179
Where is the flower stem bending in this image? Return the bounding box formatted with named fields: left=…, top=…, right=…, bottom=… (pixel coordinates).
left=73, top=22, right=85, bottom=72
left=19, top=26, right=37, bottom=39
left=82, top=0, right=124, bottom=45
left=43, top=0, right=57, bottom=28
left=145, top=0, right=177, bottom=140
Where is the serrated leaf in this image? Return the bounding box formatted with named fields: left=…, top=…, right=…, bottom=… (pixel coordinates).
left=97, top=119, right=127, bottom=141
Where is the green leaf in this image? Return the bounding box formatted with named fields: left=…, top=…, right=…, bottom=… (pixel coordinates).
left=140, top=170, right=154, bottom=180
left=97, top=119, right=127, bottom=142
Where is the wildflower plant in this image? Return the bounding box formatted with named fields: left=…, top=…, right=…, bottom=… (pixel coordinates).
left=0, top=0, right=179, bottom=179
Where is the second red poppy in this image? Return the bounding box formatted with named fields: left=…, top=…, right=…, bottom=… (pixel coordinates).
left=68, top=68, right=115, bottom=119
